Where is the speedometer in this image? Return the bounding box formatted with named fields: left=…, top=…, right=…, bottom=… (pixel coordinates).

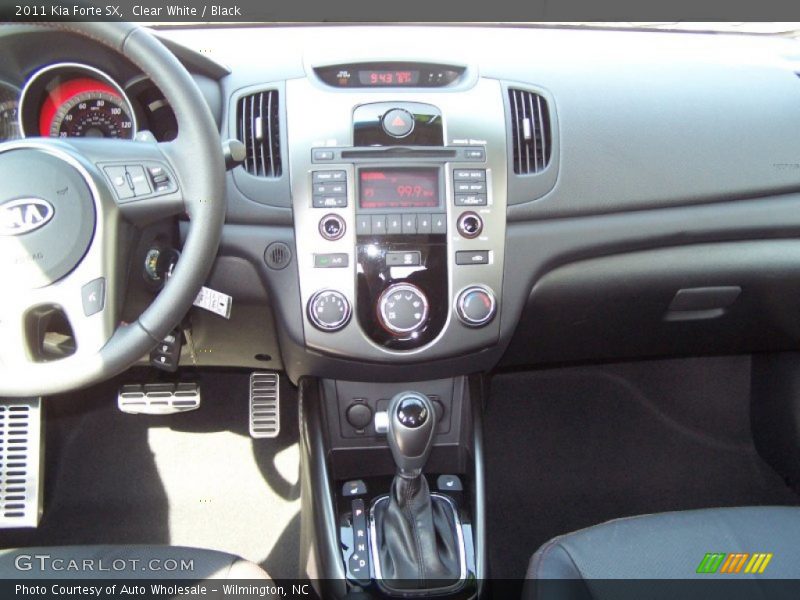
left=19, top=63, right=138, bottom=140
left=50, top=91, right=134, bottom=139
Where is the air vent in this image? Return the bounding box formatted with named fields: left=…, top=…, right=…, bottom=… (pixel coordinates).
left=508, top=88, right=551, bottom=174
left=236, top=90, right=282, bottom=177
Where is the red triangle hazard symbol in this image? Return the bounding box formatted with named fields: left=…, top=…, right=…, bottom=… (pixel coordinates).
left=391, top=116, right=407, bottom=127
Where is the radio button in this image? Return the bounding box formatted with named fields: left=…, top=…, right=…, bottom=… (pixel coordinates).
left=402, top=215, right=417, bottom=234
left=313, top=195, right=347, bottom=208
left=356, top=215, right=372, bottom=235
left=387, top=214, right=402, bottom=234
left=416, top=214, right=432, bottom=234
left=455, top=194, right=487, bottom=207
left=371, top=214, right=387, bottom=234
left=432, top=214, right=447, bottom=234
left=463, top=148, right=486, bottom=161
left=312, top=170, right=346, bottom=182
left=453, top=169, right=486, bottom=181
left=454, top=181, right=486, bottom=193
left=312, top=149, right=335, bottom=161
left=314, top=183, right=347, bottom=195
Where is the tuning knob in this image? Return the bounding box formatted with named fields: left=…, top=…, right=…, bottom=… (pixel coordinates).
left=456, top=285, right=496, bottom=327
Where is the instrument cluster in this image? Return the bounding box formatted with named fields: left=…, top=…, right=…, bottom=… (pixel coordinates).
left=0, top=62, right=177, bottom=143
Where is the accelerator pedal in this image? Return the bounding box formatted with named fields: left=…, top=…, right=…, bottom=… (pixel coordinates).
left=0, top=398, right=43, bottom=528
left=249, top=372, right=280, bottom=438
left=118, top=383, right=201, bottom=415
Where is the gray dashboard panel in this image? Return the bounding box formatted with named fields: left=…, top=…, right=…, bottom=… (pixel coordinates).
left=160, top=25, right=800, bottom=222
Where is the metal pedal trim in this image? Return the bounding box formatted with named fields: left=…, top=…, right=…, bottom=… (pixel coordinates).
left=0, top=397, right=43, bottom=528
left=250, top=372, right=280, bottom=438
left=118, top=383, right=201, bottom=415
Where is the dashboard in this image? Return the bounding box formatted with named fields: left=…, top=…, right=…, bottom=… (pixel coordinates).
left=5, top=24, right=800, bottom=383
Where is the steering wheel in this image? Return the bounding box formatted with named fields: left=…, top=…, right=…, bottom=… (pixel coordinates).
left=0, top=23, right=225, bottom=397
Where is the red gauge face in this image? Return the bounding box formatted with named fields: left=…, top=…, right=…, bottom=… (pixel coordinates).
left=39, top=78, right=135, bottom=139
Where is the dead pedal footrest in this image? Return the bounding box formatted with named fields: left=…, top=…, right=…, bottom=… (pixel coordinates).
left=0, top=397, right=43, bottom=528
left=250, top=372, right=280, bottom=438
left=118, top=383, right=201, bottom=415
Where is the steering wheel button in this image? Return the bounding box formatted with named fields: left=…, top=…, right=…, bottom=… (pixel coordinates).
left=126, top=165, right=152, bottom=196
left=81, top=278, right=106, bottom=317
left=104, top=166, right=134, bottom=199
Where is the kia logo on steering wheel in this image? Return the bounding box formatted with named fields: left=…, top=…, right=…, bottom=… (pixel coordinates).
left=0, top=198, right=55, bottom=236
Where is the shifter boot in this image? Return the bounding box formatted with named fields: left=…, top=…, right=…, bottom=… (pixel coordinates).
left=374, top=475, right=461, bottom=590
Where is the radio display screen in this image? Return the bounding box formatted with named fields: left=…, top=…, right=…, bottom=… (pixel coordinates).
left=358, top=168, right=440, bottom=209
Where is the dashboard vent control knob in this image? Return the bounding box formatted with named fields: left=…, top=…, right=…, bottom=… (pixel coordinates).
left=377, top=283, right=429, bottom=336
left=307, top=290, right=351, bottom=332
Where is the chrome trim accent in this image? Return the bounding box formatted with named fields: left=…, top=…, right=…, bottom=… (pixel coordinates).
left=368, top=492, right=467, bottom=596
left=18, top=62, right=138, bottom=139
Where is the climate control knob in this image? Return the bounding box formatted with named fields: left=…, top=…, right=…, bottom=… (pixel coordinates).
left=377, top=283, right=429, bottom=335
left=456, top=285, right=496, bottom=327
left=308, top=290, right=351, bottom=332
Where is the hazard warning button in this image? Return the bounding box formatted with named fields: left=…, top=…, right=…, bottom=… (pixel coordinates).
left=381, top=108, right=415, bottom=138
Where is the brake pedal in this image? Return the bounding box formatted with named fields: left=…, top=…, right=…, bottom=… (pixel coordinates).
left=118, top=383, right=201, bottom=415
left=0, top=398, right=43, bottom=528
left=250, top=372, right=280, bottom=438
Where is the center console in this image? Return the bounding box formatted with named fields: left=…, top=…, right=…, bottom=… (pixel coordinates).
left=290, top=62, right=496, bottom=600
left=286, top=67, right=507, bottom=362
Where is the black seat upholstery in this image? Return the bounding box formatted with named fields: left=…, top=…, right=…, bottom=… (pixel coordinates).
left=0, top=545, right=270, bottom=580
left=526, top=506, right=800, bottom=597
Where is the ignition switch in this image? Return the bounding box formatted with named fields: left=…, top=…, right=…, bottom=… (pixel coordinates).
left=144, top=247, right=181, bottom=284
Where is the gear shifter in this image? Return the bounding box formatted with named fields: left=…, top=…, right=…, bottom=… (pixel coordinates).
left=373, top=391, right=462, bottom=591
left=387, top=392, right=435, bottom=477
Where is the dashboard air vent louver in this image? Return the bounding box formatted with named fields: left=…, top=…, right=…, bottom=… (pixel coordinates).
left=236, top=90, right=282, bottom=177
left=508, top=88, right=551, bottom=174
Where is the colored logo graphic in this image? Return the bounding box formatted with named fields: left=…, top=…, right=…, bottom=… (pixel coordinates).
left=696, top=553, right=773, bottom=574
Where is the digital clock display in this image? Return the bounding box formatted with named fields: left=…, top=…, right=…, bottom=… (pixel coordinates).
left=357, top=70, right=420, bottom=86
left=359, top=168, right=439, bottom=209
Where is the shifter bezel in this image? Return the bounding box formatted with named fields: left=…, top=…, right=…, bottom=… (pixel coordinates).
left=369, top=492, right=469, bottom=596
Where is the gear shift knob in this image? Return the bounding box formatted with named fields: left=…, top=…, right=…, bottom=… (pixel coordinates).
left=387, top=391, right=436, bottom=476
